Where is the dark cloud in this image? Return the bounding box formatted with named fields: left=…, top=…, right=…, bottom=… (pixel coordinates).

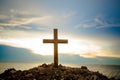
left=0, top=45, right=120, bottom=65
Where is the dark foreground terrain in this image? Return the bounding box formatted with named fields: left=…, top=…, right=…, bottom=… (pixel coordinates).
left=0, top=63, right=116, bottom=80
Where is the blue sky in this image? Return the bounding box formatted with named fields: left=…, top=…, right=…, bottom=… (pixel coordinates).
left=0, top=0, right=120, bottom=64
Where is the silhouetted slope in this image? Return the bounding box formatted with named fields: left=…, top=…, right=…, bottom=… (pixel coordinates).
left=0, top=63, right=115, bottom=80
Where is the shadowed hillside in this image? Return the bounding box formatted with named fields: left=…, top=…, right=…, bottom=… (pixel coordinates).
left=0, top=63, right=116, bottom=80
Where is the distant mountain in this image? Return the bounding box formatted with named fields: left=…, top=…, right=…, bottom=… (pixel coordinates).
left=0, top=45, right=120, bottom=65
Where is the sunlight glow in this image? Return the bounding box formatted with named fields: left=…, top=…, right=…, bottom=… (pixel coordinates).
left=0, top=36, right=101, bottom=57
left=1, top=37, right=119, bottom=58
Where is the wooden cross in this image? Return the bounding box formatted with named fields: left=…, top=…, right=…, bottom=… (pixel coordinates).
left=43, top=29, right=68, bottom=67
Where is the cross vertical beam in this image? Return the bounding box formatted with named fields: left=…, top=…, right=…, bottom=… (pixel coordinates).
left=43, top=29, right=68, bottom=67
left=54, top=29, right=58, bottom=67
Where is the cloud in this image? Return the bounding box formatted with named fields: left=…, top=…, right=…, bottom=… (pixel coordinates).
left=1, top=35, right=119, bottom=58
left=75, top=16, right=120, bottom=29
left=94, top=18, right=120, bottom=28
left=0, top=9, right=74, bottom=32
left=80, top=51, right=120, bottom=58
left=0, top=14, right=8, bottom=19
left=80, top=53, right=97, bottom=58
left=0, top=29, right=120, bottom=59
left=0, top=29, right=46, bottom=39
left=1, top=45, right=120, bottom=65
left=0, top=8, right=119, bottom=59
left=0, top=9, right=52, bottom=31
left=63, top=11, right=76, bottom=18
left=0, top=13, right=52, bottom=28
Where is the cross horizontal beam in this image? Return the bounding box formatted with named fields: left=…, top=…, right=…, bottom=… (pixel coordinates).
left=43, top=39, right=68, bottom=43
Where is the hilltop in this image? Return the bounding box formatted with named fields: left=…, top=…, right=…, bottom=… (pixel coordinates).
left=0, top=63, right=115, bottom=80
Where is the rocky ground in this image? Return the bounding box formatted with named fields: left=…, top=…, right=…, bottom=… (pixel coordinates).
left=0, top=63, right=116, bottom=80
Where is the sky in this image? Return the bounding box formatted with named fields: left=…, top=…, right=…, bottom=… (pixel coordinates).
left=0, top=0, right=120, bottom=65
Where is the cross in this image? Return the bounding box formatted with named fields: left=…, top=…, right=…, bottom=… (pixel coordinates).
left=43, top=29, right=68, bottom=67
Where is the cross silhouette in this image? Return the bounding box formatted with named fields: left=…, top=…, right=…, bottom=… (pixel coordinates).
left=43, top=29, right=68, bottom=67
